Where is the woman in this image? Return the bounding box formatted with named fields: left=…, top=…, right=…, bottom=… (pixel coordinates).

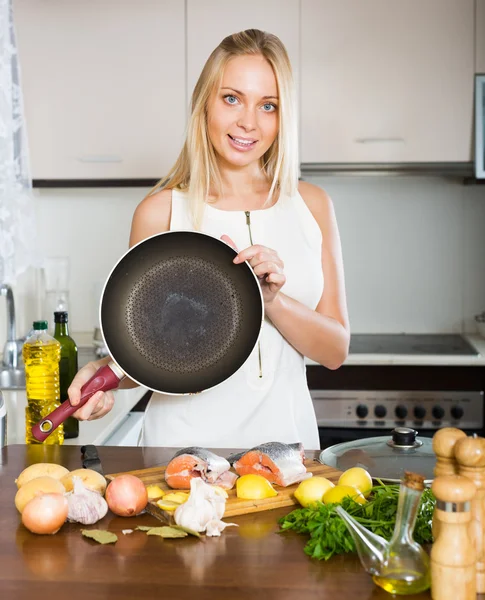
left=69, top=29, right=350, bottom=449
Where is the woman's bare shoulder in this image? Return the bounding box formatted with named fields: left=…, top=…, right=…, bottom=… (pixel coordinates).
left=129, top=188, right=172, bottom=246
left=297, top=180, right=333, bottom=225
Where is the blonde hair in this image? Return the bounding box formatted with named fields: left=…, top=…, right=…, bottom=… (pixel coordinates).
left=148, top=29, right=298, bottom=228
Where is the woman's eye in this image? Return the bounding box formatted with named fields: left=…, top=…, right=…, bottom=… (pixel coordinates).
left=262, top=103, right=276, bottom=112
left=224, top=95, right=238, bottom=105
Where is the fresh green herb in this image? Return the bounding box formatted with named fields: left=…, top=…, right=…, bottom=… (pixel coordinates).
left=278, top=482, right=435, bottom=561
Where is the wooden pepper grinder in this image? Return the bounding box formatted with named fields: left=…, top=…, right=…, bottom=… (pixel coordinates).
left=454, top=434, right=485, bottom=594
left=431, top=474, right=477, bottom=600
left=432, top=427, right=466, bottom=539
left=433, top=427, right=467, bottom=476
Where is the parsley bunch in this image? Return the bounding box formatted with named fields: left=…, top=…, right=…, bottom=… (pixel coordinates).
left=278, top=480, right=435, bottom=561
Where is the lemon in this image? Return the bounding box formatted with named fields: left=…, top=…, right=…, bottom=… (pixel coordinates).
left=338, top=467, right=373, bottom=498
left=294, top=476, right=335, bottom=507
left=323, top=484, right=366, bottom=505
left=236, top=474, right=278, bottom=500
left=163, top=492, right=189, bottom=504
left=156, top=499, right=182, bottom=512
left=146, top=484, right=166, bottom=500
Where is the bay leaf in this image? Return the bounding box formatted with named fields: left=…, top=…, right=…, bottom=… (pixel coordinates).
left=81, top=529, right=118, bottom=544
left=147, top=526, right=188, bottom=538
left=135, top=526, right=154, bottom=531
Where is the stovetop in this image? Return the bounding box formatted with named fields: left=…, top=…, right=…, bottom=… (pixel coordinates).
left=349, top=334, right=479, bottom=356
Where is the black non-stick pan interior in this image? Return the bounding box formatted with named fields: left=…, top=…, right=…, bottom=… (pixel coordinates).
left=101, top=231, right=263, bottom=394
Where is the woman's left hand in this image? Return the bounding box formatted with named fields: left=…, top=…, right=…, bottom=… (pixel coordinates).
left=221, top=235, right=286, bottom=305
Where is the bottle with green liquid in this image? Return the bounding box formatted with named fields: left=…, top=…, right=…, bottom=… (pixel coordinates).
left=23, top=320, right=64, bottom=445
left=53, top=311, right=79, bottom=439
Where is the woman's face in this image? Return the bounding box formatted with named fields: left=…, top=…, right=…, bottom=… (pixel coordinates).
left=207, top=54, right=279, bottom=169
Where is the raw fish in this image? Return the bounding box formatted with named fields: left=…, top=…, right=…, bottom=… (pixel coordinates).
left=165, top=447, right=238, bottom=490
left=229, top=441, right=311, bottom=487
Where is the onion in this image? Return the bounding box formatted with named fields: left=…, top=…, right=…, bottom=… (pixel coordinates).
left=105, top=475, right=148, bottom=517
left=22, top=493, right=68, bottom=535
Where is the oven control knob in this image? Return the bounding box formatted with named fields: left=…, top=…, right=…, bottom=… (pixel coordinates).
left=450, top=406, right=464, bottom=420
left=432, top=406, right=445, bottom=420
left=356, top=404, right=368, bottom=419
left=413, top=406, right=426, bottom=420
left=374, top=405, right=387, bottom=418
left=395, top=405, right=408, bottom=419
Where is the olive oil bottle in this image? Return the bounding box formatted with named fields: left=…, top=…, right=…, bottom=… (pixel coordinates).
left=23, top=320, right=63, bottom=445
left=53, top=311, right=79, bottom=439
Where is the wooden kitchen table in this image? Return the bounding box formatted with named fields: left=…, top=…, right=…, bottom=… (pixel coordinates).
left=0, top=444, right=433, bottom=600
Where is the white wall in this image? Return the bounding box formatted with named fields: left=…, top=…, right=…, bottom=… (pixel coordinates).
left=0, top=177, right=484, bottom=350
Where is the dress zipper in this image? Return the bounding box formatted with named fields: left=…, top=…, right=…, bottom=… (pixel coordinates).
left=245, top=211, right=263, bottom=378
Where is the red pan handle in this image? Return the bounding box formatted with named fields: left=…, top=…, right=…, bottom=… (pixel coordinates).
left=31, top=362, right=125, bottom=442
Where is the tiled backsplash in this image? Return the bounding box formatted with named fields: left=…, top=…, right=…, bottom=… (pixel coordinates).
left=1, top=176, right=484, bottom=348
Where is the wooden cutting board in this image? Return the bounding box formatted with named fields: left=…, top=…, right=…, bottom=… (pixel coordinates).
left=106, top=459, right=342, bottom=518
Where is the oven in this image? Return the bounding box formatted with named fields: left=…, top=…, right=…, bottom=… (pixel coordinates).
left=307, top=334, right=485, bottom=449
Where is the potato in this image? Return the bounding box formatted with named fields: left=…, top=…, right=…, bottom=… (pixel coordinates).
left=15, top=476, right=66, bottom=513
left=61, top=469, right=107, bottom=495
left=15, top=463, right=69, bottom=489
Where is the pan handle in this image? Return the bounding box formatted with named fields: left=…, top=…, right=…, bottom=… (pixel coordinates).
left=31, top=362, right=125, bottom=442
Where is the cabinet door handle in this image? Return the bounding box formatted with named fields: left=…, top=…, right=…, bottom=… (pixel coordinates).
left=354, top=137, right=405, bottom=144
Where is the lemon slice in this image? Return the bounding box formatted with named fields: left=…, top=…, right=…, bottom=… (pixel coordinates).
left=157, top=499, right=183, bottom=512
left=146, top=484, right=166, bottom=500
left=236, top=474, right=278, bottom=500
left=163, top=492, right=189, bottom=504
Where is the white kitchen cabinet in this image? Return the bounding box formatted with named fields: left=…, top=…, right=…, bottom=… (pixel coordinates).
left=186, top=0, right=299, bottom=104
left=301, top=0, right=475, bottom=164
left=14, top=1, right=186, bottom=180
left=477, top=0, right=485, bottom=73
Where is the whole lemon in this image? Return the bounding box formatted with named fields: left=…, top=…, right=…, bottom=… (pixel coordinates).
left=323, top=484, right=366, bottom=505
left=294, top=476, right=335, bottom=507
left=236, top=474, right=278, bottom=500
left=338, top=467, right=373, bottom=498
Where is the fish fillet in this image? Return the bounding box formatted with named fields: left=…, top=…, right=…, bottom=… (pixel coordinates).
left=229, top=442, right=311, bottom=487
left=165, top=447, right=238, bottom=490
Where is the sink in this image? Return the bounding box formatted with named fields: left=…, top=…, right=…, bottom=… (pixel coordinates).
left=0, top=368, right=26, bottom=389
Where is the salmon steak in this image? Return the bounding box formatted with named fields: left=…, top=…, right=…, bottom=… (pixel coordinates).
left=229, top=442, right=312, bottom=487
left=164, top=447, right=238, bottom=490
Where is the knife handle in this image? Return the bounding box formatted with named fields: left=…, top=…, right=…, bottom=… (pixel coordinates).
left=31, top=362, right=124, bottom=442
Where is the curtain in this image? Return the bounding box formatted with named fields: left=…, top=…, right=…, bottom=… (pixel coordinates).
left=0, top=0, right=38, bottom=284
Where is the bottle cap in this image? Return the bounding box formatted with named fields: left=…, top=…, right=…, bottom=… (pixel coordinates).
left=54, top=311, right=68, bottom=323
left=33, top=320, right=48, bottom=330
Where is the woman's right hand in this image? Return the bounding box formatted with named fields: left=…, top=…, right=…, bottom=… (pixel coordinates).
left=68, top=360, right=116, bottom=421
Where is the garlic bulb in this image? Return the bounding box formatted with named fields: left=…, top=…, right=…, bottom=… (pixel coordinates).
left=174, top=478, right=237, bottom=537
left=66, top=476, right=108, bottom=525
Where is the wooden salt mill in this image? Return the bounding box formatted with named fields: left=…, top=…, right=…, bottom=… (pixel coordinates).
left=431, top=474, right=477, bottom=600
left=454, top=434, right=485, bottom=594
left=432, top=427, right=466, bottom=539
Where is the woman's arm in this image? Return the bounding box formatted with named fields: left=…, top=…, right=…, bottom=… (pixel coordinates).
left=264, top=181, right=350, bottom=370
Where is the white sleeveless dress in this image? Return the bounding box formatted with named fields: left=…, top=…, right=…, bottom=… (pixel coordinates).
left=139, top=188, right=324, bottom=450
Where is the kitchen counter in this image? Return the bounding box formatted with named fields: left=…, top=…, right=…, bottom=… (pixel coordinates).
left=306, top=334, right=485, bottom=366
left=0, top=444, right=433, bottom=600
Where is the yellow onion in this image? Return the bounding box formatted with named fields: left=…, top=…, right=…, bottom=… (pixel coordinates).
left=105, top=475, right=148, bottom=517
left=22, top=493, right=68, bottom=535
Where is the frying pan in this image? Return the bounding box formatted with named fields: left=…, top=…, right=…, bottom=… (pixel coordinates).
left=32, top=231, right=264, bottom=442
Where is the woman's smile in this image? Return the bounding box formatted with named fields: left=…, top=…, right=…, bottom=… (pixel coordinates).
left=227, top=134, right=258, bottom=152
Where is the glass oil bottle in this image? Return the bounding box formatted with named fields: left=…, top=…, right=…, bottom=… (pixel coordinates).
left=372, top=471, right=430, bottom=595
left=336, top=471, right=430, bottom=595
left=23, top=320, right=63, bottom=444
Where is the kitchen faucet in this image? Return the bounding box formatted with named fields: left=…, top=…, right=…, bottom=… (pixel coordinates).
left=0, top=283, right=24, bottom=369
